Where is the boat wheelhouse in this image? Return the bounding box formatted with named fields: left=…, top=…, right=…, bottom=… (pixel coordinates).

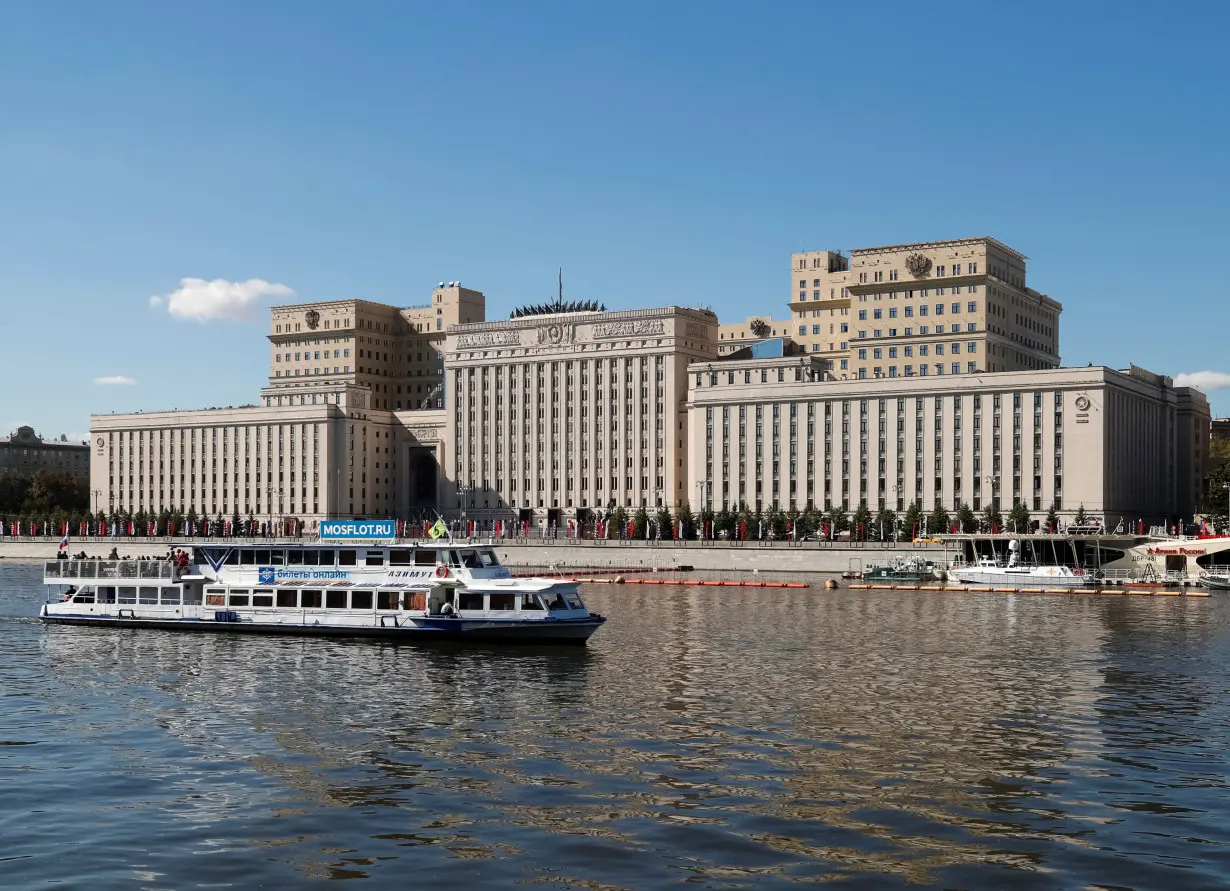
left=41, top=541, right=605, bottom=645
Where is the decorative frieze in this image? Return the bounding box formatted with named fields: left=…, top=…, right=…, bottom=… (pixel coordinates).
left=457, top=331, right=522, bottom=349
left=592, top=319, right=665, bottom=339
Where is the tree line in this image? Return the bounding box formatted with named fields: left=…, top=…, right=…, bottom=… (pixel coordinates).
left=584, top=498, right=1047, bottom=541
left=0, top=470, right=89, bottom=516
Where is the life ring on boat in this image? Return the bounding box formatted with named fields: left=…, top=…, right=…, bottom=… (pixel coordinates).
left=1074, top=568, right=1084, bottom=576
left=434, top=563, right=449, bottom=579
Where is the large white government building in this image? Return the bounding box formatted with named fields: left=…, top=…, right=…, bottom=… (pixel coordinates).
left=89, top=237, right=1212, bottom=529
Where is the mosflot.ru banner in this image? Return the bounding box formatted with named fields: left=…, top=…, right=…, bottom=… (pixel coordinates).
left=319, top=519, right=396, bottom=541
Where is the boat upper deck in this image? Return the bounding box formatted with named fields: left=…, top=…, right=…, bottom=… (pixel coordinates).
left=45, top=559, right=181, bottom=585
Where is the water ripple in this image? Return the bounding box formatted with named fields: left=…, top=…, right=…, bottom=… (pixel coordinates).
left=1, top=566, right=1228, bottom=888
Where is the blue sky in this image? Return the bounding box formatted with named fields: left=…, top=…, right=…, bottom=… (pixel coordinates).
left=2, top=0, right=1228, bottom=442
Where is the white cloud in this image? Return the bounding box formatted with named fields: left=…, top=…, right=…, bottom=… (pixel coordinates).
left=94, top=375, right=136, bottom=385
left=151, top=277, right=294, bottom=321
left=1174, top=371, right=1230, bottom=391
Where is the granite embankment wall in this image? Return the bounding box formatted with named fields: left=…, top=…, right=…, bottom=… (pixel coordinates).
left=0, top=538, right=952, bottom=574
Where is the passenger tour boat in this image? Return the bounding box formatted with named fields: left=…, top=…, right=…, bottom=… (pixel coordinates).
left=40, top=520, right=606, bottom=646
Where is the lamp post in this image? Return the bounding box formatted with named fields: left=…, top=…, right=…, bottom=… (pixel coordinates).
left=1224, top=482, right=1229, bottom=535
left=457, top=483, right=472, bottom=537
left=92, top=489, right=102, bottom=512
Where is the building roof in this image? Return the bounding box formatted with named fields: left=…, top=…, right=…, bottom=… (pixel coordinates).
left=849, top=236, right=1028, bottom=261
left=0, top=426, right=88, bottom=448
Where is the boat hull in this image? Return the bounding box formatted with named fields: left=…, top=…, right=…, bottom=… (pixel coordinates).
left=39, top=612, right=605, bottom=646
left=949, top=571, right=1088, bottom=588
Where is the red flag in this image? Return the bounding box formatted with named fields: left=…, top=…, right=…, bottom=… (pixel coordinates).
left=992, top=520, right=999, bottom=534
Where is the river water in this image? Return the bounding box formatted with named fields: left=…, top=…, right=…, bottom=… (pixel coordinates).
left=2, top=564, right=1228, bottom=889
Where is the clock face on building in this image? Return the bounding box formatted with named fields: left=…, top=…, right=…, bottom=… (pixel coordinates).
left=1075, top=396, right=1091, bottom=411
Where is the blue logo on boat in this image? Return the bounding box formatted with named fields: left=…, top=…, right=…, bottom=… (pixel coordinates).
left=258, top=567, right=276, bottom=584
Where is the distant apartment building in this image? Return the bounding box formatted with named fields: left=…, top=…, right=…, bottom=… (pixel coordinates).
left=0, top=426, right=89, bottom=480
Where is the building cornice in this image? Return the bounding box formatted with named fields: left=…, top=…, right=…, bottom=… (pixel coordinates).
left=447, top=305, right=717, bottom=335
left=849, top=236, right=1028, bottom=261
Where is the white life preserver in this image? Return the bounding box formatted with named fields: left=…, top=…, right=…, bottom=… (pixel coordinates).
left=435, top=563, right=449, bottom=579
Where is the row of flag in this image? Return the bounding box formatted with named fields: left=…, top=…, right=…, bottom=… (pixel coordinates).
left=0, top=518, right=307, bottom=538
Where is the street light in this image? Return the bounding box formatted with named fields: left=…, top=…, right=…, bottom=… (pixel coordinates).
left=457, top=483, right=472, bottom=536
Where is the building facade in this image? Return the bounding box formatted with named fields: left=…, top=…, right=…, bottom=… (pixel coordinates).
left=720, top=237, right=1062, bottom=381
left=0, top=426, right=90, bottom=480
left=264, top=283, right=484, bottom=412
left=88, top=281, right=471, bottom=523
left=85, top=237, right=1210, bottom=530
left=442, top=306, right=720, bottom=526
left=687, top=358, right=1208, bottom=527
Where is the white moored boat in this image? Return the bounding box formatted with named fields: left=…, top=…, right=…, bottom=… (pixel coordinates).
left=40, top=522, right=605, bottom=646
left=949, top=540, right=1091, bottom=588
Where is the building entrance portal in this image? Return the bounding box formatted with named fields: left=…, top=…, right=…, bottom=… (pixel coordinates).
left=406, top=447, right=438, bottom=511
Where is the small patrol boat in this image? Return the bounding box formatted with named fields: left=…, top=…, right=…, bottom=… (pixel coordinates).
left=40, top=520, right=605, bottom=646
left=862, top=555, right=936, bottom=583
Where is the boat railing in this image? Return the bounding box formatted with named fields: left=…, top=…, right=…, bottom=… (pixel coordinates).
left=44, top=560, right=177, bottom=581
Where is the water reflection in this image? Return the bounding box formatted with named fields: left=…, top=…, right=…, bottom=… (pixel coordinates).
left=3, top=568, right=1230, bottom=888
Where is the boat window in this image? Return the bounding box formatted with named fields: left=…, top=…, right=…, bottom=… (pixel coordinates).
left=545, top=592, right=570, bottom=611
left=389, top=549, right=412, bottom=566
left=351, top=590, right=373, bottom=610
left=376, top=590, right=399, bottom=610
left=520, top=592, right=544, bottom=611
left=240, top=549, right=256, bottom=565
left=119, top=586, right=137, bottom=604
left=183, top=588, right=203, bottom=606
left=338, top=550, right=357, bottom=566
left=301, top=590, right=323, bottom=608
left=276, top=590, right=297, bottom=608
left=365, top=551, right=385, bottom=567
left=489, top=593, right=515, bottom=610
left=479, top=548, right=501, bottom=567
left=414, top=549, right=438, bottom=566
left=72, top=590, right=95, bottom=604
left=269, top=550, right=286, bottom=567
left=402, top=591, right=426, bottom=611
left=139, top=586, right=159, bottom=605
left=228, top=591, right=250, bottom=607
left=224, top=550, right=240, bottom=566
left=252, top=589, right=274, bottom=608
left=447, top=550, right=461, bottom=567
left=301, top=550, right=320, bottom=566
left=564, top=593, right=585, bottom=610
left=159, top=589, right=181, bottom=605
left=254, top=550, right=271, bottom=565
left=459, top=550, right=482, bottom=569
left=98, top=587, right=117, bottom=603
left=205, top=589, right=225, bottom=606
left=326, top=590, right=347, bottom=609
left=287, top=550, right=304, bottom=565
left=458, top=591, right=484, bottom=610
